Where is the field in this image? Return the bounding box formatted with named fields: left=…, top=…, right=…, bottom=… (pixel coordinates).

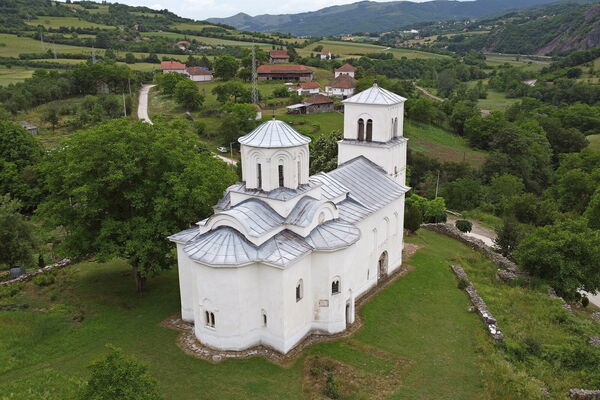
left=0, top=33, right=98, bottom=58
left=477, top=89, right=520, bottom=111
left=484, top=53, right=549, bottom=72
left=1, top=229, right=598, bottom=399
left=0, top=66, right=34, bottom=86
left=144, top=31, right=273, bottom=49
left=588, top=134, right=600, bottom=151
left=299, top=40, right=449, bottom=60
left=25, top=16, right=113, bottom=30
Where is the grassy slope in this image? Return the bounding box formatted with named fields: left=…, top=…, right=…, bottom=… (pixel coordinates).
left=0, top=66, right=34, bottom=86
left=25, top=16, right=113, bottom=29
left=0, top=231, right=488, bottom=400
left=588, top=134, right=600, bottom=151
left=298, top=40, right=449, bottom=60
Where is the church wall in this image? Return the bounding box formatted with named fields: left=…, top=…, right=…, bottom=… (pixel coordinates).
left=177, top=245, right=194, bottom=322
left=343, top=102, right=404, bottom=143
left=337, top=140, right=407, bottom=185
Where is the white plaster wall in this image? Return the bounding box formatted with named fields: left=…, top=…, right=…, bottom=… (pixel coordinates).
left=189, top=75, right=213, bottom=82
left=241, top=145, right=310, bottom=192
left=337, top=140, right=407, bottom=185
left=343, top=102, right=405, bottom=142
left=177, top=244, right=195, bottom=322
left=334, top=71, right=355, bottom=78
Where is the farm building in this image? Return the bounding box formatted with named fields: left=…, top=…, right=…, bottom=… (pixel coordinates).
left=320, top=51, right=332, bottom=60
left=289, top=81, right=320, bottom=96
left=161, top=61, right=187, bottom=74
left=326, top=74, right=356, bottom=99
left=334, top=63, right=356, bottom=78
left=186, top=67, right=213, bottom=82
left=287, top=94, right=334, bottom=114
left=269, top=50, right=290, bottom=64
left=257, top=65, right=314, bottom=82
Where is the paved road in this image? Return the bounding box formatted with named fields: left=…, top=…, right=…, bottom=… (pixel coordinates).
left=137, top=84, right=156, bottom=124
left=215, top=154, right=237, bottom=165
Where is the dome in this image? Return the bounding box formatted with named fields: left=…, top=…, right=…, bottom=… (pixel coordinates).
left=343, top=84, right=407, bottom=105
left=238, top=119, right=311, bottom=148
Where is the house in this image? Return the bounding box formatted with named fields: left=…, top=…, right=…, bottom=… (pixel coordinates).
left=289, top=81, right=320, bottom=96
left=169, top=84, right=409, bottom=354
left=326, top=74, right=356, bottom=99
left=269, top=50, right=290, bottom=64
left=257, top=65, right=314, bottom=82
left=334, top=63, right=356, bottom=78
left=19, top=121, right=38, bottom=135
left=186, top=67, right=213, bottom=82
left=286, top=94, right=334, bottom=114
left=320, top=51, right=332, bottom=60
left=161, top=61, right=187, bottom=74
left=176, top=40, right=192, bottom=50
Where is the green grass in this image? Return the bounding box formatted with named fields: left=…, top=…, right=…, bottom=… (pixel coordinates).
left=276, top=112, right=343, bottom=139
left=299, top=40, right=449, bottom=60
left=144, top=31, right=273, bottom=48
left=477, top=89, right=520, bottom=112
left=404, top=121, right=487, bottom=166
left=0, top=66, right=34, bottom=86
left=25, top=16, right=113, bottom=29
left=588, top=134, right=600, bottom=151
left=0, top=33, right=98, bottom=58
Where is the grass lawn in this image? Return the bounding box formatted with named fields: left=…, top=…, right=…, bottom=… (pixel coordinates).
left=25, top=16, right=113, bottom=29
left=0, top=66, right=34, bottom=86
left=404, top=121, right=487, bottom=166
left=299, top=40, right=448, bottom=60
left=588, top=134, right=600, bottom=151
left=477, top=89, right=520, bottom=112
left=0, top=33, right=99, bottom=58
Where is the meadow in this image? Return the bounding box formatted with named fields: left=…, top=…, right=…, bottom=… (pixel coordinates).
left=588, top=134, right=600, bottom=151
left=0, top=66, right=34, bottom=86
left=298, top=40, right=449, bottom=60
left=0, top=33, right=98, bottom=58
left=25, top=16, right=113, bottom=30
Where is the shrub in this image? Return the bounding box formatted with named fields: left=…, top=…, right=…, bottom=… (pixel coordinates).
left=404, top=204, right=423, bottom=233
left=33, top=272, right=56, bottom=287
left=272, top=86, right=290, bottom=98
left=581, top=296, right=589, bottom=308
left=455, top=219, right=472, bottom=233
left=0, top=283, right=24, bottom=298
left=323, top=371, right=339, bottom=399
left=457, top=277, right=470, bottom=290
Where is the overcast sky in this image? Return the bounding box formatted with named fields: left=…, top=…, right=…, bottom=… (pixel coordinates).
left=106, top=0, right=431, bottom=19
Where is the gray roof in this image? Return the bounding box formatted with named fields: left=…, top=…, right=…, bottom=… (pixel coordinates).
left=219, top=199, right=283, bottom=237
left=306, top=220, right=360, bottom=250
left=224, top=181, right=321, bottom=204
left=310, top=172, right=349, bottom=200
left=238, top=119, right=311, bottom=148
left=285, top=196, right=320, bottom=227
left=343, top=84, right=407, bottom=105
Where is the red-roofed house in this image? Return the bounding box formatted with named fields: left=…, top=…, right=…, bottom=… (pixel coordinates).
left=186, top=67, right=213, bottom=82
left=326, top=74, right=356, bottom=99
left=289, top=81, right=320, bottom=96
left=161, top=61, right=187, bottom=74
left=334, top=63, right=356, bottom=78
left=320, top=51, right=332, bottom=60
left=269, top=50, right=290, bottom=64
left=257, top=64, right=314, bottom=82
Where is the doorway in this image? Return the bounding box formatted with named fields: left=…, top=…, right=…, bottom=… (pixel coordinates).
left=378, top=251, right=388, bottom=279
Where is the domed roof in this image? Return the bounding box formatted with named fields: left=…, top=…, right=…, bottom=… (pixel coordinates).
left=238, top=119, right=311, bottom=148
left=343, top=84, right=406, bottom=105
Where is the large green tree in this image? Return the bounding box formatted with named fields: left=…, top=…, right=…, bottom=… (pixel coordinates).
left=0, top=195, right=37, bottom=268
left=38, top=119, right=236, bottom=291
left=309, top=130, right=342, bottom=175
left=213, top=56, right=240, bottom=81
left=218, top=103, right=259, bottom=145
left=174, top=80, right=204, bottom=111
left=514, top=218, right=600, bottom=300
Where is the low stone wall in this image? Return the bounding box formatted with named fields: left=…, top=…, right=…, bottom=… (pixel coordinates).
left=569, top=389, right=600, bottom=399
left=0, top=259, right=71, bottom=287
left=450, top=264, right=504, bottom=341
left=422, top=223, right=522, bottom=275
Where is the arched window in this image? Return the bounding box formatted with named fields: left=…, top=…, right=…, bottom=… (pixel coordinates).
left=357, top=118, right=364, bottom=141
left=296, top=279, right=303, bottom=302
left=262, top=312, right=267, bottom=327
left=366, top=119, right=373, bottom=142
left=257, top=163, right=262, bottom=190
left=278, top=164, right=284, bottom=187
left=205, top=311, right=215, bottom=328
left=394, top=117, right=399, bottom=137
left=331, top=279, right=340, bottom=294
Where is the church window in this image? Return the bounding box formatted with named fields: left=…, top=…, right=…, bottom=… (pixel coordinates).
left=394, top=166, right=398, bottom=177
left=331, top=279, right=340, bottom=294
left=298, top=161, right=301, bottom=185
left=257, top=163, right=262, bottom=190
left=296, top=279, right=303, bottom=302
left=205, top=311, right=215, bottom=328
left=357, top=118, right=365, bottom=141
left=263, top=313, right=267, bottom=327
left=367, top=269, right=370, bottom=280
left=394, top=117, right=399, bottom=137
left=278, top=165, right=284, bottom=187
left=366, top=119, right=373, bottom=142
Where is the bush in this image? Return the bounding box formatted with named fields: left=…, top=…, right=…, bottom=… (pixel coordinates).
left=457, top=277, right=470, bottom=290
left=272, top=86, right=290, bottom=98
left=33, top=272, right=56, bottom=287
left=581, top=296, right=589, bottom=308
left=455, top=219, right=472, bottom=233
left=0, top=283, right=24, bottom=298
left=405, top=204, right=423, bottom=233
left=323, top=371, right=339, bottom=399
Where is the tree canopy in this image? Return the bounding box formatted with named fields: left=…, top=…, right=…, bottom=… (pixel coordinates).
left=0, top=195, right=37, bottom=268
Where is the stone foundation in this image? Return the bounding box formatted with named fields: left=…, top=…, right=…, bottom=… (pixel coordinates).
left=569, top=389, right=600, bottom=399
left=0, top=259, right=71, bottom=287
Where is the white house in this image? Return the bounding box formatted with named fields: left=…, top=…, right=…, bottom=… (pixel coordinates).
left=169, top=84, right=409, bottom=354
left=186, top=67, right=213, bottom=82
left=320, top=51, right=332, bottom=60
left=160, top=61, right=187, bottom=74
left=334, top=63, right=356, bottom=78
left=326, top=74, right=356, bottom=99
left=289, top=81, right=320, bottom=96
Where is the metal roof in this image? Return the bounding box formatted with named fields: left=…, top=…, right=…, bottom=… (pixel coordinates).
left=238, top=119, right=311, bottom=148
left=227, top=181, right=321, bottom=203
left=343, top=84, right=406, bottom=105
left=285, top=196, right=320, bottom=227
left=310, top=173, right=349, bottom=201
left=306, top=220, right=360, bottom=250
left=219, top=199, right=283, bottom=237
left=336, top=199, right=371, bottom=224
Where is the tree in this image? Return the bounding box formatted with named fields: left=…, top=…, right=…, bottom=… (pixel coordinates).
left=155, top=72, right=187, bottom=96
left=441, top=177, right=483, bottom=211
left=124, top=52, right=136, bottom=64
left=43, top=107, right=59, bottom=131
left=487, top=173, right=524, bottom=214
left=514, top=218, right=600, bottom=300
left=79, top=345, right=163, bottom=400
left=0, top=195, right=36, bottom=268
left=213, top=56, right=240, bottom=81
left=38, top=119, right=236, bottom=292
left=464, top=112, right=508, bottom=150
left=407, top=97, right=437, bottom=124
left=566, top=68, right=582, bottom=79
left=211, top=82, right=251, bottom=104
left=404, top=204, right=423, bottom=233
left=313, top=45, right=324, bottom=52
left=455, top=219, right=472, bottom=233
left=218, top=103, right=259, bottom=145
left=584, top=189, right=600, bottom=230
left=174, top=80, right=204, bottom=111
left=449, top=101, right=478, bottom=136
left=494, top=218, right=523, bottom=257
left=309, top=130, right=342, bottom=175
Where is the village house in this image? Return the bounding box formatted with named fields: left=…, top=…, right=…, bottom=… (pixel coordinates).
left=289, top=81, right=320, bottom=96
left=269, top=50, right=290, bottom=64
left=257, top=65, right=314, bottom=82
left=286, top=93, right=334, bottom=114
left=160, top=60, right=187, bottom=74
left=169, top=84, right=408, bottom=354
left=334, top=63, right=356, bottom=78
left=320, top=51, right=332, bottom=60
left=326, top=74, right=356, bottom=99
left=186, top=67, right=213, bottom=82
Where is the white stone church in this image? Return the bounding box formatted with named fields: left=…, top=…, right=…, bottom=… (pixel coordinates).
left=169, top=84, right=410, bottom=354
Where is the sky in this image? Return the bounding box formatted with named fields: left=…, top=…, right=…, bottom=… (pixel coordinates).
left=104, top=0, right=431, bottom=19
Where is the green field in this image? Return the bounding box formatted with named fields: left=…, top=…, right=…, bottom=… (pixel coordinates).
left=588, top=134, right=600, bottom=151
left=25, top=16, right=113, bottom=29
left=145, top=31, right=273, bottom=48
left=0, top=66, right=34, bottom=86
left=0, top=33, right=98, bottom=58
left=299, top=40, right=449, bottom=60
left=477, top=89, right=520, bottom=111
left=484, top=53, right=549, bottom=72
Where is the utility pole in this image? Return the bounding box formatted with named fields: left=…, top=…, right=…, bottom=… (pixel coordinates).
left=434, top=170, right=440, bottom=199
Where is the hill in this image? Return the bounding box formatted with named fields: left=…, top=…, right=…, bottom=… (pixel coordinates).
left=206, top=0, right=561, bottom=36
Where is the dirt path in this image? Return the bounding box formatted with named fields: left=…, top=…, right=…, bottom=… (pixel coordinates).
left=446, top=215, right=496, bottom=247
left=414, top=84, right=443, bottom=102
left=137, top=84, right=156, bottom=124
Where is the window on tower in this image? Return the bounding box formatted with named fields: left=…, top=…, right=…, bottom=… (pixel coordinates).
left=296, top=279, right=303, bottom=302
left=357, top=118, right=364, bottom=141
left=366, top=119, right=373, bottom=142
left=257, top=163, right=262, bottom=190
left=278, top=165, right=284, bottom=187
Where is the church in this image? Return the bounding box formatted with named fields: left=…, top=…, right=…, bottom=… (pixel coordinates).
left=169, top=84, right=410, bottom=354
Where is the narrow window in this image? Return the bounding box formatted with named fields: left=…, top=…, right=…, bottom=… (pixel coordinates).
left=331, top=280, right=340, bottom=294
left=367, top=269, right=370, bottom=280
left=296, top=279, right=303, bottom=302
left=205, top=311, right=215, bottom=328
left=257, top=163, right=262, bottom=190
left=366, top=119, right=373, bottom=142
left=278, top=164, right=284, bottom=187
left=210, top=312, right=215, bottom=327
left=297, top=160, right=301, bottom=185
left=205, top=311, right=210, bottom=326
left=263, top=313, right=267, bottom=327
left=394, top=117, right=399, bottom=137
left=357, top=118, right=364, bottom=141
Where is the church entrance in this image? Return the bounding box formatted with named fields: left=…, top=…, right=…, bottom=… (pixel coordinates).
left=378, top=251, right=388, bottom=280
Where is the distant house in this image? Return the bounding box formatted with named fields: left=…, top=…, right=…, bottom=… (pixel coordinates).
left=257, top=65, right=314, bottom=82
left=320, top=51, right=332, bottom=60
left=289, top=81, right=320, bottom=96
left=161, top=61, right=187, bottom=74
left=326, top=74, right=356, bottom=99
left=269, top=50, right=290, bottom=64
left=186, top=67, right=213, bottom=82
left=287, top=94, right=334, bottom=114
left=19, top=121, right=38, bottom=135
left=198, top=45, right=213, bottom=50
left=175, top=40, right=192, bottom=50
left=334, top=63, right=356, bottom=78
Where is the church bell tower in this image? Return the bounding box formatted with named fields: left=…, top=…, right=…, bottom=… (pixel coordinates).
left=337, top=84, right=408, bottom=185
